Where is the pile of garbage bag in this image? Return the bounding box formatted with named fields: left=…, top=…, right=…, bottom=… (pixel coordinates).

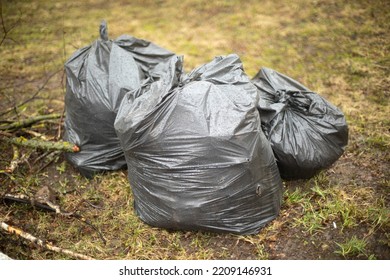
left=63, top=21, right=348, bottom=234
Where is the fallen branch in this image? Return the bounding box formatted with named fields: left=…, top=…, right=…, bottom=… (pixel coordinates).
left=0, top=130, right=12, bottom=137
left=33, top=150, right=54, bottom=165
left=2, top=193, right=106, bottom=245
left=0, top=2, right=21, bottom=47
left=4, top=145, right=32, bottom=173
left=2, top=193, right=56, bottom=212
left=0, top=113, right=61, bottom=131
left=21, top=128, right=50, bottom=140
left=0, top=70, right=62, bottom=117
left=35, top=151, right=61, bottom=173
left=0, top=221, right=95, bottom=260
left=56, top=107, right=66, bottom=140
left=4, top=137, right=79, bottom=153
left=0, top=171, right=15, bottom=181
left=6, top=144, right=19, bottom=173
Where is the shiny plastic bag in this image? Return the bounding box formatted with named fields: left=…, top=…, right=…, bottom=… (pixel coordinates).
left=252, top=67, right=348, bottom=179
left=64, top=21, right=175, bottom=177
left=115, top=55, right=283, bottom=234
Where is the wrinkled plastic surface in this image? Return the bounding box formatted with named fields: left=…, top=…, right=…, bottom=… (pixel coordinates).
left=115, top=55, right=283, bottom=234
left=64, top=21, right=176, bottom=177
left=252, top=67, right=348, bottom=179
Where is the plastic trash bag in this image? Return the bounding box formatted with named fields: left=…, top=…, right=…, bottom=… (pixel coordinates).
left=252, top=67, right=348, bottom=179
left=115, top=55, right=283, bottom=234
left=64, top=21, right=176, bottom=177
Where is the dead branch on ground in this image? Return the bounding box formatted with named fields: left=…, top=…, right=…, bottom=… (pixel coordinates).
left=0, top=2, right=21, bottom=47
left=0, top=113, right=61, bottom=131
left=1, top=221, right=95, bottom=260
left=0, top=70, right=62, bottom=117
left=21, top=129, right=50, bottom=140
left=2, top=193, right=106, bottom=245
left=3, top=145, right=31, bottom=173
left=2, top=193, right=57, bottom=212
left=4, top=137, right=79, bottom=153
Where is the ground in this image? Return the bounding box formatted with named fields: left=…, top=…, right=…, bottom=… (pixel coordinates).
left=0, top=0, right=389, bottom=260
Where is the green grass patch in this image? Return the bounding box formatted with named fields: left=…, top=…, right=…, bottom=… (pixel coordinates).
left=335, top=236, right=369, bottom=259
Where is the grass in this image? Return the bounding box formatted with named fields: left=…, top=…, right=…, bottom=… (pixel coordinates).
left=335, top=236, right=369, bottom=259
left=291, top=173, right=389, bottom=234
left=0, top=0, right=389, bottom=260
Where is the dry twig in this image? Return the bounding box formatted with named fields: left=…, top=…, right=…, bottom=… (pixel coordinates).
left=2, top=193, right=107, bottom=245
left=5, top=144, right=19, bottom=173
left=0, top=221, right=95, bottom=260
left=2, top=193, right=57, bottom=212
left=0, top=2, right=21, bottom=47
left=21, top=129, right=50, bottom=140
left=0, top=70, right=62, bottom=117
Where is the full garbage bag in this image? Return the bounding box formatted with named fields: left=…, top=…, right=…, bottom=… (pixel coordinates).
left=64, top=21, right=176, bottom=177
left=252, top=67, right=348, bottom=179
left=115, top=54, right=283, bottom=234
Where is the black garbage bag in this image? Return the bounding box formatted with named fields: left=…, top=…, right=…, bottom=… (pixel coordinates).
left=64, top=21, right=176, bottom=177
left=252, top=67, right=348, bottom=179
left=115, top=54, right=283, bottom=234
